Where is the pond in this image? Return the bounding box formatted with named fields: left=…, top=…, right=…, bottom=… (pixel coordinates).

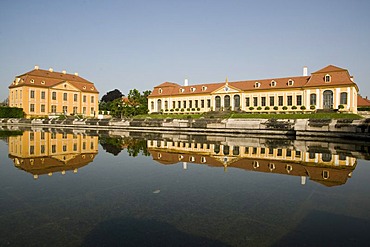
left=0, top=128, right=370, bottom=247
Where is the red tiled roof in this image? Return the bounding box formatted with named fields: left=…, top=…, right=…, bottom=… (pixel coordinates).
left=311, top=65, right=347, bottom=74
left=148, top=65, right=357, bottom=98
left=358, top=95, right=370, bottom=107
left=9, top=68, right=99, bottom=93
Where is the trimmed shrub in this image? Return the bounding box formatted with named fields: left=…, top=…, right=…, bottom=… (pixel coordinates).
left=291, top=106, right=297, bottom=110
left=249, top=106, right=254, bottom=110
left=180, top=108, right=185, bottom=112
left=300, top=105, right=306, bottom=110
left=191, top=108, right=196, bottom=111
left=257, top=106, right=262, bottom=110
left=175, top=108, right=179, bottom=111
left=196, top=108, right=200, bottom=111
left=273, top=106, right=278, bottom=110
left=282, top=106, right=288, bottom=110
left=187, top=108, right=190, bottom=111
left=310, top=105, right=316, bottom=110
left=264, top=106, right=270, bottom=110
left=0, top=106, right=24, bottom=118
left=338, top=104, right=345, bottom=109
left=170, top=109, right=174, bottom=112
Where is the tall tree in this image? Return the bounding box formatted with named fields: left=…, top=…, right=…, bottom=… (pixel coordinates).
left=101, top=89, right=123, bottom=103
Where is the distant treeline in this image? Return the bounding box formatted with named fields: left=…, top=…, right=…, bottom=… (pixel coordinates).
left=0, top=106, right=24, bottom=118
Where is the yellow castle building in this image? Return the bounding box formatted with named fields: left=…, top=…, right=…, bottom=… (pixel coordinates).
left=8, top=66, right=99, bottom=118
left=148, top=65, right=359, bottom=114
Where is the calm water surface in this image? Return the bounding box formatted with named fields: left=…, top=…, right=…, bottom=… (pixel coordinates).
left=0, top=128, right=370, bottom=247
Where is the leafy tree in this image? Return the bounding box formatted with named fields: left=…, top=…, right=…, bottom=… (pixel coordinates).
left=101, top=89, right=123, bottom=103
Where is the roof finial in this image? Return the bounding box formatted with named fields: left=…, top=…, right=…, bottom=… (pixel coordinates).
left=225, top=76, right=228, bottom=86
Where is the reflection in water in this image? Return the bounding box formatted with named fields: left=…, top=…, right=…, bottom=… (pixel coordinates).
left=2, top=128, right=370, bottom=246
left=6, top=128, right=369, bottom=188
left=146, top=135, right=361, bottom=187
left=8, top=130, right=98, bottom=179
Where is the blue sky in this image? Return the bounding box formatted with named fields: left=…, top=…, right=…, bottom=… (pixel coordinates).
left=1, top=0, right=369, bottom=101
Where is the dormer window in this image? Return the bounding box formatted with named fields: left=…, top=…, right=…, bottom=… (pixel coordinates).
left=270, top=80, right=276, bottom=87
left=202, top=86, right=207, bottom=91
left=325, top=74, right=331, bottom=82
left=158, top=88, right=163, bottom=94
left=41, top=81, right=45, bottom=85
left=190, top=87, right=196, bottom=92
left=83, top=86, right=86, bottom=90
left=91, top=87, right=94, bottom=91
left=288, top=79, right=294, bottom=86
left=179, top=88, right=184, bottom=93
left=30, top=79, right=34, bottom=84
left=268, top=163, right=275, bottom=171
left=255, top=82, right=261, bottom=88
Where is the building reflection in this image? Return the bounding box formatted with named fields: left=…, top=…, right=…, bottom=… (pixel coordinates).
left=8, top=130, right=98, bottom=179
left=147, top=136, right=358, bottom=187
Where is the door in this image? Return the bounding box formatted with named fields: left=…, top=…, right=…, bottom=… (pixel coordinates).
left=234, top=95, right=240, bottom=111
left=157, top=99, right=162, bottom=112
left=215, top=96, right=221, bottom=111
left=224, top=95, right=230, bottom=110
left=323, top=90, right=333, bottom=109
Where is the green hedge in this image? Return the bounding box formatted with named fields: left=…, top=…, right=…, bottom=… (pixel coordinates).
left=0, top=106, right=24, bottom=118
left=358, top=107, right=370, bottom=111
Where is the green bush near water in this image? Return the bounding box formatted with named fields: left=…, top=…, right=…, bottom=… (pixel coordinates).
left=0, top=106, right=24, bottom=118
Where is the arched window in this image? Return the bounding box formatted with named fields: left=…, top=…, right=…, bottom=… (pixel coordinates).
left=255, top=82, right=261, bottom=88
left=322, top=153, right=332, bottom=162
left=157, top=99, right=162, bottom=112
left=288, top=79, right=294, bottom=86
left=324, top=74, right=331, bottom=82
left=223, top=145, right=230, bottom=155
left=214, top=144, right=220, bottom=154
left=224, top=95, right=230, bottom=109
left=215, top=96, right=221, bottom=111
left=270, top=80, right=276, bottom=87
left=323, top=90, right=333, bottom=109
left=234, top=95, right=240, bottom=110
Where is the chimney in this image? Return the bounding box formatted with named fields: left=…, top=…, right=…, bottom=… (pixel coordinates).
left=184, top=78, right=188, bottom=86
left=49, top=67, right=53, bottom=72
left=34, top=65, right=39, bottom=70
left=303, top=66, right=308, bottom=76
left=62, top=70, right=66, bottom=74
left=74, top=72, right=79, bottom=76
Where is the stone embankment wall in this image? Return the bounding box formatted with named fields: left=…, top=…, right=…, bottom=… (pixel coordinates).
left=1, top=118, right=369, bottom=140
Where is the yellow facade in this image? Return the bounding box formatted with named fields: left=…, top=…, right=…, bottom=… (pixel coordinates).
left=148, top=65, right=359, bottom=114
left=8, top=131, right=98, bottom=178
left=147, top=138, right=356, bottom=186
left=8, top=67, right=99, bottom=118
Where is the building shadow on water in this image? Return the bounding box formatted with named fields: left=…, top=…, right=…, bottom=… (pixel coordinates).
left=273, top=210, right=370, bottom=247
left=82, top=217, right=230, bottom=247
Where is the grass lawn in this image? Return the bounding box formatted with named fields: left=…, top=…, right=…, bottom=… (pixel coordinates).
left=133, top=114, right=203, bottom=119
left=134, top=112, right=362, bottom=120
left=230, top=112, right=362, bottom=119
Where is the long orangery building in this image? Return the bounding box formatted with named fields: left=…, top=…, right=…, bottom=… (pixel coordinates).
left=8, top=66, right=99, bottom=118
left=148, top=65, right=359, bottom=114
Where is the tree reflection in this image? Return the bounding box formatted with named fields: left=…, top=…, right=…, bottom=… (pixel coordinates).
left=99, top=136, right=150, bottom=157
